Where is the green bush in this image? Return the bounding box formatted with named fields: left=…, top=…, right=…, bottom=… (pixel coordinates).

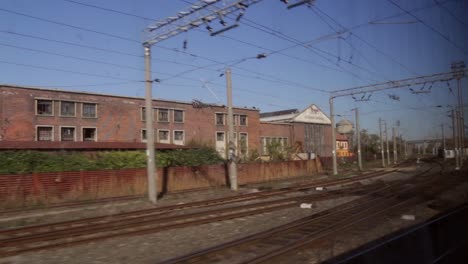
left=0, top=148, right=224, bottom=174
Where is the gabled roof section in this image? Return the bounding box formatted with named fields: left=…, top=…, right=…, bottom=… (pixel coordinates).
left=259, top=109, right=299, bottom=122
left=260, top=105, right=331, bottom=124
left=292, top=104, right=331, bottom=124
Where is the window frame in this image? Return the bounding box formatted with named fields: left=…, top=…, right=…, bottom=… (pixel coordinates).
left=82, top=127, right=98, bottom=142
left=239, top=132, right=248, bottom=155
left=35, top=99, right=54, bottom=116
left=239, top=115, right=248, bottom=126
left=173, top=130, right=185, bottom=145
left=157, top=129, right=170, bottom=143
left=173, top=109, right=184, bottom=123
left=157, top=108, right=170, bottom=122
left=59, top=126, right=76, bottom=142
left=141, top=129, right=147, bottom=142
left=216, top=131, right=225, bottom=142
left=215, top=113, right=225, bottom=126
left=36, top=125, right=54, bottom=141
left=59, top=101, right=77, bottom=117
left=82, top=102, right=98, bottom=118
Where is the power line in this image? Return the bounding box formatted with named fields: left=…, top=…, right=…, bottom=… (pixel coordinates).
left=58, top=0, right=340, bottom=91
left=433, top=0, right=468, bottom=29
left=386, top=0, right=468, bottom=56
left=0, top=41, right=314, bottom=106
left=230, top=15, right=376, bottom=83
left=0, top=59, right=142, bottom=82
left=312, top=6, right=418, bottom=77
left=62, top=0, right=156, bottom=21
left=178, top=0, right=375, bottom=83
left=0, top=29, right=325, bottom=96
left=310, top=7, right=391, bottom=81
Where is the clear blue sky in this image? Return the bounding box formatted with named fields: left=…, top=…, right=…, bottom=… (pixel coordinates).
left=0, top=0, right=467, bottom=140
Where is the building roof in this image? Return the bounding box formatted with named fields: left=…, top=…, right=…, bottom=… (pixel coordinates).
left=0, top=141, right=190, bottom=150
left=0, top=84, right=259, bottom=112
left=260, top=104, right=331, bottom=125
left=260, top=109, right=299, bottom=118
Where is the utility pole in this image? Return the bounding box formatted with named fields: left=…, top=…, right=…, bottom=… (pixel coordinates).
left=144, top=46, right=157, bottom=204
left=385, top=122, right=391, bottom=165
left=140, top=1, right=313, bottom=198
left=226, top=68, right=238, bottom=190
left=442, top=124, right=446, bottom=160
left=393, top=126, right=397, bottom=164
left=330, top=98, right=338, bottom=175
left=330, top=68, right=468, bottom=175
left=403, top=142, right=408, bottom=159
left=354, top=108, right=362, bottom=171
left=379, top=118, right=385, bottom=167
left=452, top=109, right=460, bottom=170
left=452, top=61, right=465, bottom=164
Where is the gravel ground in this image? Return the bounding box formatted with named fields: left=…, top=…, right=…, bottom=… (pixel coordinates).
left=1, top=162, right=462, bottom=264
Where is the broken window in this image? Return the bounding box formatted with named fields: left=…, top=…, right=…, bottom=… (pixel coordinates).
left=215, top=113, right=225, bottom=125
left=82, top=128, right=97, bottom=141
left=61, top=127, right=75, bottom=141
left=82, top=103, right=97, bottom=118
left=36, top=100, right=53, bottom=115
left=60, top=101, right=76, bottom=117
left=173, top=110, right=184, bottom=123
left=37, top=126, right=53, bottom=141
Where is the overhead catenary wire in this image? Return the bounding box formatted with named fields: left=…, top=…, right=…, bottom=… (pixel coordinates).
left=4, top=1, right=325, bottom=94
left=386, top=0, right=468, bottom=56
left=311, top=6, right=419, bottom=77
left=433, top=0, right=468, bottom=29
left=50, top=0, right=443, bottom=93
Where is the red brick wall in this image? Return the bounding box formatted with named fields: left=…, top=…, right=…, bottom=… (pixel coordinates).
left=0, top=86, right=260, bottom=152
left=0, top=159, right=321, bottom=208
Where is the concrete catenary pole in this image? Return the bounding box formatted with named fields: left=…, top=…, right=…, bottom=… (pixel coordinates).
left=385, top=122, right=391, bottom=165
left=393, top=127, right=397, bottom=164
left=144, top=46, right=157, bottom=203
left=456, top=110, right=462, bottom=169
left=355, top=108, right=362, bottom=171
left=452, top=109, right=460, bottom=170
left=458, top=78, right=464, bottom=164
left=330, top=98, right=338, bottom=175
left=379, top=118, right=385, bottom=167
left=226, top=68, right=238, bottom=190
left=442, top=124, right=446, bottom=160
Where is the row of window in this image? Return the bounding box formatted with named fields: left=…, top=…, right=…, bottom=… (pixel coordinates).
left=260, top=137, right=289, bottom=155
left=140, top=109, right=248, bottom=126
left=36, top=126, right=97, bottom=142
left=215, top=113, right=248, bottom=126
left=36, top=99, right=97, bottom=118
left=141, top=108, right=184, bottom=123
left=337, top=141, right=349, bottom=149
left=141, top=129, right=185, bottom=145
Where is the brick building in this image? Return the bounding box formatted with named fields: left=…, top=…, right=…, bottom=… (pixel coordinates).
left=259, top=105, right=333, bottom=157
left=0, top=85, right=335, bottom=158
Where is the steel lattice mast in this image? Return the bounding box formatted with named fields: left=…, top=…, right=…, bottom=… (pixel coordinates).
left=142, top=0, right=314, bottom=203
left=329, top=68, right=468, bottom=175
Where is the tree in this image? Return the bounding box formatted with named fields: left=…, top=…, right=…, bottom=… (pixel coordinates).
left=359, top=129, right=381, bottom=160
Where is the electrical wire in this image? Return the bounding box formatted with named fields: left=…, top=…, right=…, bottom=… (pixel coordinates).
left=0, top=59, right=141, bottom=82
left=433, top=0, right=468, bottom=29
left=386, top=0, right=468, bottom=56
left=312, top=6, right=418, bottom=77
left=54, top=0, right=331, bottom=93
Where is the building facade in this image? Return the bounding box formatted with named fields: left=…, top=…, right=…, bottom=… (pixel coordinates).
left=259, top=105, right=333, bottom=157
left=0, top=85, right=260, bottom=158
left=0, top=85, right=338, bottom=158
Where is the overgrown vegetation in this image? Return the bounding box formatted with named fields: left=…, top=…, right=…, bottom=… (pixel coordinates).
left=0, top=148, right=224, bottom=174
left=265, top=140, right=293, bottom=161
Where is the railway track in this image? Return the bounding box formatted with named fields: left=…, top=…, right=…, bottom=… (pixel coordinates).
left=0, top=165, right=400, bottom=216
left=162, top=162, right=463, bottom=263
left=0, top=163, right=414, bottom=257
left=0, top=162, right=426, bottom=257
